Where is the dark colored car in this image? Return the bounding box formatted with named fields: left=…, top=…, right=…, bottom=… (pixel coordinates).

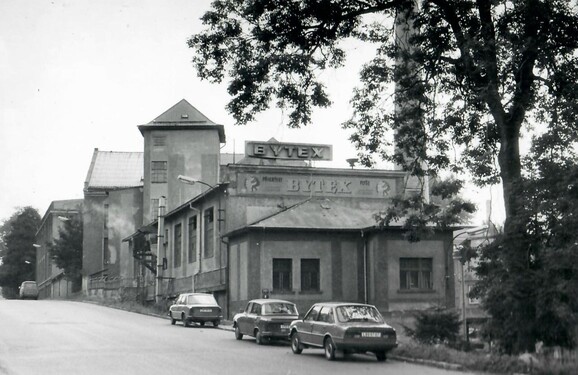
left=289, top=302, right=397, bottom=361
left=169, top=293, right=222, bottom=327
left=233, top=299, right=299, bottom=345
left=19, top=281, right=38, bottom=300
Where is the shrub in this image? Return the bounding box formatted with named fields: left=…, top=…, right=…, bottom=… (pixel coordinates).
left=404, top=308, right=461, bottom=345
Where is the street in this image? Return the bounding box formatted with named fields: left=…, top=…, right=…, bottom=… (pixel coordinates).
left=0, top=300, right=475, bottom=375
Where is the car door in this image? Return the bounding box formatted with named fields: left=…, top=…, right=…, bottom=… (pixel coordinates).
left=310, top=306, right=334, bottom=347
left=236, top=302, right=252, bottom=334
left=247, top=302, right=261, bottom=335
left=299, top=305, right=322, bottom=346
left=171, top=295, right=183, bottom=318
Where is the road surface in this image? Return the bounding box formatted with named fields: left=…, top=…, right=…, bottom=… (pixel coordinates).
left=0, top=300, right=478, bottom=375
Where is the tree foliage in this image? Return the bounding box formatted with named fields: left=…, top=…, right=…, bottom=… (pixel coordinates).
left=48, top=214, right=83, bottom=282
left=0, top=207, right=41, bottom=299
left=189, top=0, right=578, bottom=353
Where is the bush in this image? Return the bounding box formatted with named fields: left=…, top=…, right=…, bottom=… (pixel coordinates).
left=404, top=308, right=461, bottom=345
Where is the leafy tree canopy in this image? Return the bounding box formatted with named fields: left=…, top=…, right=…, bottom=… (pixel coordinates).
left=48, top=213, right=83, bottom=281
left=0, top=207, right=41, bottom=298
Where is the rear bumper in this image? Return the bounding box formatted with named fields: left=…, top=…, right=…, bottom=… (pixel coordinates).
left=333, top=338, right=398, bottom=352
left=261, top=330, right=291, bottom=340
left=189, top=315, right=222, bottom=322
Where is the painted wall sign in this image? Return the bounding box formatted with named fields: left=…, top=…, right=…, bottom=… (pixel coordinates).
left=238, top=173, right=396, bottom=199
left=245, top=141, right=333, bottom=161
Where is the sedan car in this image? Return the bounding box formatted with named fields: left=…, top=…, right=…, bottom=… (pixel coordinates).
left=289, top=302, right=397, bottom=361
left=169, top=293, right=222, bottom=327
left=233, top=299, right=299, bottom=345
left=19, top=281, right=38, bottom=300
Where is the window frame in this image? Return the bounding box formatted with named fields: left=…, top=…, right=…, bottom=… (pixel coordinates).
left=273, top=258, right=293, bottom=293
left=399, top=257, right=433, bottom=291
left=203, top=207, right=214, bottom=258
left=151, top=161, right=167, bottom=183
left=300, top=258, right=320, bottom=292
left=188, top=215, right=197, bottom=263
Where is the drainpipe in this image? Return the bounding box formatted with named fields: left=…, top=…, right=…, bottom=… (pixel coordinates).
left=155, top=196, right=166, bottom=303
left=362, top=230, right=368, bottom=304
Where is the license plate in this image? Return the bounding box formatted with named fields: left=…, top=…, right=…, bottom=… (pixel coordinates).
left=361, top=332, right=381, bottom=337
left=200, top=309, right=212, bottom=312
left=280, top=325, right=289, bottom=329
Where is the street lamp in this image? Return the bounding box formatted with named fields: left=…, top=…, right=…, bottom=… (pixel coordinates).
left=177, top=175, right=215, bottom=189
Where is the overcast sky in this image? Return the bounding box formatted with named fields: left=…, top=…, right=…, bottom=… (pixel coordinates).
left=0, top=0, right=503, bottom=226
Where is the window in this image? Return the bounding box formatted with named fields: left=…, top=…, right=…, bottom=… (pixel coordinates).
left=318, top=306, right=334, bottom=323
left=103, top=237, right=110, bottom=265
left=174, top=223, right=182, bottom=268
left=151, top=161, right=167, bottom=183
left=273, top=258, right=292, bottom=292
left=203, top=207, right=214, bottom=258
left=468, top=285, right=481, bottom=305
left=399, top=257, right=433, bottom=290
left=103, top=204, right=109, bottom=229
left=151, top=198, right=159, bottom=219
left=188, top=216, right=197, bottom=263
left=250, top=303, right=261, bottom=315
left=300, top=258, right=320, bottom=292
left=304, top=305, right=321, bottom=321
left=152, top=136, right=166, bottom=147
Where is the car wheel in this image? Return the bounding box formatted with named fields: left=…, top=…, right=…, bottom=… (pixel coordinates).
left=255, top=330, right=265, bottom=345
left=375, top=351, right=387, bottom=362
left=182, top=314, right=189, bottom=327
left=324, top=337, right=336, bottom=361
left=170, top=312, right=176, bottom=325
left=290, top=332, right=303, bottom=354
left=199, top=321, right=205, bottom=327
left=235, top=325, right=243, bottom=340
left=213, top=320, right=220, bottom=327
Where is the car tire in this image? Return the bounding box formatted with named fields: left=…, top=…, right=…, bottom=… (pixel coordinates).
left=375, top=351, right=387, bottom=362
left=324, top=337, right=336, bottom=361
left=199, top=321, right=205, bottom=327
left=234, top=325, right=243, bottom=340
left=182, top=314, right=189, bottom=328
left=170, top=313, right=176, bottom=325
left=255, top=330, right=264, bottom=345
left=290, top=332, right=303, bottom=354
left=213, top=320, right=220, bottom=327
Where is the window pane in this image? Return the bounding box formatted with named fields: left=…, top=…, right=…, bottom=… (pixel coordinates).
left=174, top=224, right=182, bottom=268
left=400, top=257, right=433, bottom=290
left=273, top=258, right=292, bottom=292
left=188, top=216, right=197, bottom=263
left=301, top=258, right=320, bottom=292
left=204, top=208, right=214, bottom=258
left=151, top=161, right=167, bottom=183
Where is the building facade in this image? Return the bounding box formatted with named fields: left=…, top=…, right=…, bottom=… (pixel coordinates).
left=34, top=199, right=83, bottom=299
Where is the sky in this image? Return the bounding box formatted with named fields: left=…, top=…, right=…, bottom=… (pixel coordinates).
left=0, top=0, right=504, bottom=226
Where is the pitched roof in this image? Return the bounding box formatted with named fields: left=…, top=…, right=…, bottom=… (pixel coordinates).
left=149, top=99, right=215, bottom=124
left=84, top=149, right=144, bottom=190
left=137, top=99, right=225, bottom=142
left=244, top=198, right=400, bottom=231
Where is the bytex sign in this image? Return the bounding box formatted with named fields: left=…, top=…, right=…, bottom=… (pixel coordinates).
left=245, top=141, right=333, bottom=161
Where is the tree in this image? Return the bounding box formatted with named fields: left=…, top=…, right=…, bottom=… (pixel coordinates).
left=48, top=214, right=83, bottom=289
left=189, top=0, right=578, bottom=353
left=0, top=207, right=41, bottom=298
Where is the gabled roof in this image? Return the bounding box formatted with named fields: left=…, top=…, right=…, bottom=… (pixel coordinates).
left=84, top=149, right=144, bottom=190
left=137, top=99, right=225, bottom=142
left=149, top=99, right=215, bottom=124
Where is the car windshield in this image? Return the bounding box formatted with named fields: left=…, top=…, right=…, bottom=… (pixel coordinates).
left=262, top=302, right=297, bottom=315
left=186, top=295, right=217, bottom=305
left=335, top=305, right=384, bottom=323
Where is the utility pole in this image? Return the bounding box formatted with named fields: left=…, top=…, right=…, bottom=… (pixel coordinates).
left=155, top=196, right=166, bottom=303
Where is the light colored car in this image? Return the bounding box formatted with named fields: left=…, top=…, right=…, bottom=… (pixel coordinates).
left=169, top=293, right=222, bottom=327
left=289, top=302, right=397, bottom=361
left=19, top=281, right=39, bottom=300
left=233, top=299, right=299, bottom=344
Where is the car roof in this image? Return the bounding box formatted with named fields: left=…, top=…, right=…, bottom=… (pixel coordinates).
left=248, top=299, right=295, bottom=304
left=312, top=302, right=376, bottom=308
left=179, top=293, right=213, bottom=297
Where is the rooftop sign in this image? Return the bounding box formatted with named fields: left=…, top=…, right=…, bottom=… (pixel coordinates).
left=245, top=141, right=332, bottom=161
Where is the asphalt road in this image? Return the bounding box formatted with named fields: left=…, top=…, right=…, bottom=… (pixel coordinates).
left=0, top=300, right=477, bottom=375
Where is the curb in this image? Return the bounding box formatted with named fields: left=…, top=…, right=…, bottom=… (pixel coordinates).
left=390, top=354, right=464, bottom=371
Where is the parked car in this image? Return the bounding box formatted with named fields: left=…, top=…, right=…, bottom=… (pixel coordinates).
left=289, top=302, right=397, bottom=361
left=169, top=293, right=222, bottom=327
left=233, top=299, right=299, bottom=345
left=19, top=281, right=38, bottom=300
